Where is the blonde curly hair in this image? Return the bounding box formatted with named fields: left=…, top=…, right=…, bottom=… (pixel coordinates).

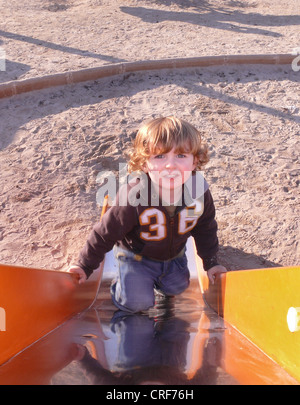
left=126, top=116, right=209, bottom=173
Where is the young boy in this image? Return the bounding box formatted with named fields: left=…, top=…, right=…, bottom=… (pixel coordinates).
left=69, top=116, right=226, bottom=313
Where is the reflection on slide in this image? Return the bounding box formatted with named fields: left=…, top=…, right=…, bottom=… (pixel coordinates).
left=0, top=238, right=298, bottom=385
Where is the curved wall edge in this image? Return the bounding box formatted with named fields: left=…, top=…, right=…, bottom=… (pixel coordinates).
left=0, top=53, right=294, bottom=99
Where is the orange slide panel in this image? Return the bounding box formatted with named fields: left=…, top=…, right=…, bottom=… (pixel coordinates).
left=0, top=263, right=103, bottom=367
left=195, top=248, right=300, bottom=382
left=0, top=199, right=108, bottom=367
left=0, top=315, right=84, bottom=384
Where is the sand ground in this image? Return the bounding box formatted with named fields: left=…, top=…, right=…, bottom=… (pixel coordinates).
left=0, top=0, right=299, bottom=272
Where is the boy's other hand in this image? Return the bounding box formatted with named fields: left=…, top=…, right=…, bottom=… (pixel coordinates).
left=67, top=265, right=87, bottom=284
left=207, top=265, right=227, bottom=285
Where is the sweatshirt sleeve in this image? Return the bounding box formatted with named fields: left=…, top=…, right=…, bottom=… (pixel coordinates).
left=190, top=189, right=220, bottom=270
left=77, top=200, right=138, bottom=278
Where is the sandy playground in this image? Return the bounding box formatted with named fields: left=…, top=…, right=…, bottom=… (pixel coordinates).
left=0, top=0, right=299, bottom=273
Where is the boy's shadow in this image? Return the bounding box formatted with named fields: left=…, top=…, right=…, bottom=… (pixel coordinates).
left=218, top=245, right=281, bottom=271
left=0, top=60, right=31, bottom=83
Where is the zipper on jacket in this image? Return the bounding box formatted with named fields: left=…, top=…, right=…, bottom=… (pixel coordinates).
left=169, top=217, right=175, bottom=258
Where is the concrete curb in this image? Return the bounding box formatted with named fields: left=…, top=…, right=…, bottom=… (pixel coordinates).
left=0, top=53, right=294, bottom=99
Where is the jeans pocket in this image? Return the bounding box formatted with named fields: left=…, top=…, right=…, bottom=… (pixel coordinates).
left=174, top=255, right=188, bottom=271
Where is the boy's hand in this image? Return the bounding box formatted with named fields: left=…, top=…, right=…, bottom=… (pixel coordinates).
left=67, top=265, right=87, bottom=284
left=207, top=265, right=227, bottom=285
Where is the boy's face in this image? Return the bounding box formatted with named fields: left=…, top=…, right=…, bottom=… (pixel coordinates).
left=143, top=147, right=197, bottom=196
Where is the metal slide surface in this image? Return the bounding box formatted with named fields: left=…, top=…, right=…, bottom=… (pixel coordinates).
left=0, top=238, right=298, bottom=385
